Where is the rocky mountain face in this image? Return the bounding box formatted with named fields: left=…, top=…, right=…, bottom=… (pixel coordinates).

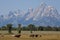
left=0, top=3, right=60, bottom=27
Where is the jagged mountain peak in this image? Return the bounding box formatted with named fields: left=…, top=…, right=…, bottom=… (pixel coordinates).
left=25, top=8, right=33, bottom=21
left=33, top=2, right=47, bottom=21
left=0, top=2, right=60, bottom=27
left=25, top=2, right=47, bottom=21
left=43, top=6, right=60, bottom=18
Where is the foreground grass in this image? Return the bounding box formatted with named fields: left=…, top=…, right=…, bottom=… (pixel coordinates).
left=0, top=31, right=60, bottom=40
left=0, top=34, right=60, bottom=40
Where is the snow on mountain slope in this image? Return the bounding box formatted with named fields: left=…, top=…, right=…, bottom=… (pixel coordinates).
left=32, top=5, right=60, bottom=26
left=0, top=2, right=60, bottom=27
left=24, top=2, right=60, bottom=26
left=33, top=2, right=47, bottom=21
left=25, top=8, right=33, bottom=20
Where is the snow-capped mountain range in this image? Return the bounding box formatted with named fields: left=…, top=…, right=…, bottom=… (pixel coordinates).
left=0, top=3, right=60, bottom=27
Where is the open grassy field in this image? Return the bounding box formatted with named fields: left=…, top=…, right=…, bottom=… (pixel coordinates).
left=0, top=31, right=60, bottom=40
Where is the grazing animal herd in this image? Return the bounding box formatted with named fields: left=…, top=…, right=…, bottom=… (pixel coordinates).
left=11, top=34, right=42, bottom=38
left=30, top=34, right=42, bottom=37
left=0, top=34, right=42, bottom=38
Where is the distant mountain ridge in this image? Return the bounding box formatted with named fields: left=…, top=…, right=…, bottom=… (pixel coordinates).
left=0, top=2, right=60, bottom=27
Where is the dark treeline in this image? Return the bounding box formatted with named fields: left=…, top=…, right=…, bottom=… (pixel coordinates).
left=0, top=24, right=60, bottom=31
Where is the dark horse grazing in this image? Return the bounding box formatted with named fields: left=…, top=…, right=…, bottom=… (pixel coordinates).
left=35, top=35, right=38, bottom=37
left=14, top=34, right=21, bottom=38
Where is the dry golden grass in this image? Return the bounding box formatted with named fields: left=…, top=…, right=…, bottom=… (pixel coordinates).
left=0, top=34, right=60, bottom=40
left=0, top=31, right=60, bottom=40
